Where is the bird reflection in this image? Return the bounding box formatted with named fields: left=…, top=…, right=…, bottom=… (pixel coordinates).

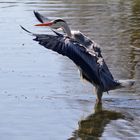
left=70, top=103, right=125, bottom=140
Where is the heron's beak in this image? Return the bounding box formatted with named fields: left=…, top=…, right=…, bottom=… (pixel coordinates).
left=35, top=21, right=53, bottom=26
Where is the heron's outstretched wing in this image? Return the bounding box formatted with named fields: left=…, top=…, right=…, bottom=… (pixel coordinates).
left=21, top=27, right=119, bottom=91
left=34, top=35, right=103, bottom=86
left=36, top=34, right=119, bottom=91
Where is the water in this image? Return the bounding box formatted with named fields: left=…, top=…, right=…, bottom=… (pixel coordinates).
left=0, top=0, right=140, bottom=139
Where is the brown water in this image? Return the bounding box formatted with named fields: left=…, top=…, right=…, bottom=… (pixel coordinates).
left=0, top=0, right=140, bottom=140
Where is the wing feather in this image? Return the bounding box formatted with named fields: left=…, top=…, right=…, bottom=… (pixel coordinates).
left=34, top=34, right=119, bottom=91
left=21, top=26, right=119, bottom=91
left=34, top=11, right=50, bottom=23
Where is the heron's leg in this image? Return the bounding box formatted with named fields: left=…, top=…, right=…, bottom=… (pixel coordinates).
left=94, top=101, right=102, bottom=113
left=95, top=86, right=103, bottom=104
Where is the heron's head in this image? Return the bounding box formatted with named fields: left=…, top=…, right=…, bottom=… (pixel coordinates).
left=35, top=18, right=72, bottom=37
left=35, top=19, right=66, bottom=30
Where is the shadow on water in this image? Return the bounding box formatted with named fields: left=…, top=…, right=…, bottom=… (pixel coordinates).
left=69, top=103, right=125, bottom=140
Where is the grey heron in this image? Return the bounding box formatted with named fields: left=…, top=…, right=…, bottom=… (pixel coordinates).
left=21, top=11, right=135, bottom=104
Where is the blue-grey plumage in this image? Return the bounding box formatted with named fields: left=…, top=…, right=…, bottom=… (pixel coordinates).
left=21, top=11, right=135, bottom=104
left=33, top=32, right=119, bottom=91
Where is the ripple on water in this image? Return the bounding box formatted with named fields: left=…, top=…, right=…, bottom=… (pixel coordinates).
left=0, top=0, right=140, bottom=140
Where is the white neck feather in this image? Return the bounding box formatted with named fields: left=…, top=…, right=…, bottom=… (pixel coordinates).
left=61, top=22, right=72, bottom=37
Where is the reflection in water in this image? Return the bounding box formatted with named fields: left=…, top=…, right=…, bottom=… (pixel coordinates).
left=70, top=103, right=125, bottom=140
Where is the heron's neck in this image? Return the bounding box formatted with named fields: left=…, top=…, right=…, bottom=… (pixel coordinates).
left=61, top=22, right=72, bottom=37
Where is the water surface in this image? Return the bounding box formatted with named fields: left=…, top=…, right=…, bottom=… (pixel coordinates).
left=0, top=0, right=140, bottom=140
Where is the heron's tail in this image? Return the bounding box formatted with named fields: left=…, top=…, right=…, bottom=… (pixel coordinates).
left=117, top=79, right=135, bottom=88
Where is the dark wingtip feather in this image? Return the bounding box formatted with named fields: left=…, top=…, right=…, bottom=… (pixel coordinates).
left=33, top=37, right=38, bottom=41
left=33, top=11, right=44, bottom=23
left=20, top=25, right=33, bottom=35
left=51, top=29, right=64, bottom=37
